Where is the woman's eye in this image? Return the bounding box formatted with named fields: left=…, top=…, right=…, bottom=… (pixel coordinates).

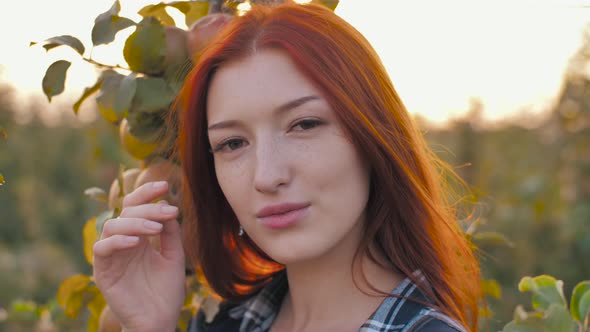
left=213, top=138, right=247, bottom=153
left=292, top=119, right=322, bottom=131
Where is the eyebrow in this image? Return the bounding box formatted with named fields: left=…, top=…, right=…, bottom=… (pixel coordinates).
left=207, top=95, right=320, bottom=131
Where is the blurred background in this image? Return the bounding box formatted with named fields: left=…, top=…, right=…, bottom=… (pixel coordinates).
left=0, top=0, right=589, bottom=331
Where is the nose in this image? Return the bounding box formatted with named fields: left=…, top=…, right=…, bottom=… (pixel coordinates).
left=253, top=137, right=291, bottom=194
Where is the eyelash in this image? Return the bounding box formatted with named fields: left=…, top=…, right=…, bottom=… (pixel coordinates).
left=211, top=118, right=324, bottom=153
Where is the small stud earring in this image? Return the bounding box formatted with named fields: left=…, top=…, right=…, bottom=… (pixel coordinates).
left=238, top=225, right=244, bottom=237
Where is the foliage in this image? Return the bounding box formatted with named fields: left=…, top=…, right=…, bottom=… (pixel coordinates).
left=501, top=275, right=590, bottom=332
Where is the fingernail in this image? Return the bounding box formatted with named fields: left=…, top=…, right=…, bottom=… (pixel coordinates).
left=161, top=205, right=178, bottom=214
left=152, top=181, right=167, bottom=189
left=125, top=236, right=139, bottom=244
left=144, top=221, right=163, bottom=230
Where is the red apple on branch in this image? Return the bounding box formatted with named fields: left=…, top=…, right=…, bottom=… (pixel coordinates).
left=186, top=13, right=233, bottom=59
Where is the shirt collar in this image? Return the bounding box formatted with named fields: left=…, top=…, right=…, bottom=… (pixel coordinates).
left=228, top=270, right=426, bottom=332
left=228, top=270, right=288, bottom=332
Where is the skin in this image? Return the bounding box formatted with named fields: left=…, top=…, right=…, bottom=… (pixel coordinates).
left=93, top=182, right=185, bottom=332
left=207, top=49, right=403, bottom=332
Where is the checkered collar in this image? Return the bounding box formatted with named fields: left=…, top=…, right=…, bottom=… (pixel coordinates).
left=226, top=270, right=442, bottom=332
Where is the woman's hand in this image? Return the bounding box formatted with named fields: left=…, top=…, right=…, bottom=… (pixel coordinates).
left=93, top=181, right=186, bottom=332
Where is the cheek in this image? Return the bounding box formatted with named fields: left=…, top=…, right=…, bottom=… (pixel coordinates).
left=305, top=138, right=370, bottom=207
left=214, top=158, right=250, bottom=212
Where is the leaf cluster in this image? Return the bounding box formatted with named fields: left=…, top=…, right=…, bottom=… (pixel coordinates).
left=502, top=275, right=590, bottom=332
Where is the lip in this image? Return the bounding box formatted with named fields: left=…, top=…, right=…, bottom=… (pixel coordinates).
left=256, top=202, right=311, bottom=230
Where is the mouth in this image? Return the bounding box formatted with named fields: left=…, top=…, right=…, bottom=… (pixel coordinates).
left=256, top=202, right=310, bottom=230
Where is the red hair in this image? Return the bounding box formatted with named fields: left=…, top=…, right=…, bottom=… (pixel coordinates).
left=174, top=2, right=481, bottom=330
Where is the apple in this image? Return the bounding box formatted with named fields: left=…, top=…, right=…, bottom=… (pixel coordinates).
left=186, top=13, right=233, bottom=59
left=107, top=168, right=142, bottom=211
left=119, top=118, right=158, bottom=161
left=164, top=26, right=189, bottom=67
left=134, top=157, right=183, bottom=208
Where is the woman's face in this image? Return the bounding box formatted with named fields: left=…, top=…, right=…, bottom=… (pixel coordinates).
left=206, top=49, right=370, bottom=265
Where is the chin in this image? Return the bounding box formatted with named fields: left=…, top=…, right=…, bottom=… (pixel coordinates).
left=259, top=236, right=333, bottom=266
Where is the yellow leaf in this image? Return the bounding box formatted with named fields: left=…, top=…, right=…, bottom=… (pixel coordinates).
left=83, top=217, right=99, bottom=265
left=86, top=286, right=106, bottom=332
left=481, top=279, right=502, bottom=299
left=57, top=274, right=91, bottom=311
left=312, top=0, right=339, bottom=11
left=170, top=2, right=209, bottom=27
left=64, top=291, right=84, bottom=318
left=0, top=173, right=4, bottom=186
left=0, top=127, right=6, bottom=140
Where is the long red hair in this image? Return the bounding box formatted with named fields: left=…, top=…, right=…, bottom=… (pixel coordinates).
left=174, top=2, right=481, bottom=330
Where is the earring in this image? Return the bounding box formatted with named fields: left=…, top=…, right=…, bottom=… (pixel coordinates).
left=238, top=225, right=244, bottom=237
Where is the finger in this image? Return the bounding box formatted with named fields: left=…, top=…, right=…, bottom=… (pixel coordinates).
left=122, top=181, right=169, bottom=208
left=93, top=235, right=140, bottom=258
left=120, top=202, right=179, bottom=222
left=101, top=217, right=163, bottom=239
left=159, top=210, right=184, bottom=260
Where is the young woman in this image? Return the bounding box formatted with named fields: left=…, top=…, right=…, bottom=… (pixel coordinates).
left=93, top=2, right=482, bottom=332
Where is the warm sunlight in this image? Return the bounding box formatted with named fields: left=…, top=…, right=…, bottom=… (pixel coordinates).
left=237, top=1, right=253, bottom=16
left=0, top=0, right=588, bottom=125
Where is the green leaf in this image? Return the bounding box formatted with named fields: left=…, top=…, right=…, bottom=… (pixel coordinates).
left=113, top=72, right=137, bottom=118
left=83, top=187, right=107, bottom=202
left=42, top=60, right=71, bottom=102
left=169, top=1, right=209, bottom=27
left=126, top=110, right=165, bottom=143
left=579, top=292, right=590, bottom=325
left=139, top=2, right=176, bottom=27
left=96, top=0, right=122, bottom=20
left=10, top=300, right=37, bottom=313
left=473, top=231, right=515, bottom=248
left=481, top=279, right=502, bottom=299
left=571, top=281, right=590, bottom=322
left=73, top=78, right=102, bottom=115
left=92, top=16, right=136, bottom=46
left=312, top=0, right=339, bottom=11
left=96, top=209, right=115, bottom=235
left=519, top=275, right=567, bottom=311
left=92, top=0, right=136, bottom=46
left=503, top=303, right=578, bottom=332
left=132, top=76, right=175, bottom=113
left=123, top=17, right=166, bottom=75
left=96, top=71, right=124, bottom=123
left=30, top=35, right=85, bottom=55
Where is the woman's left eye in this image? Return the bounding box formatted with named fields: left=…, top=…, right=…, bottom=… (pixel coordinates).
left=291, top=119, right=323, bottom=131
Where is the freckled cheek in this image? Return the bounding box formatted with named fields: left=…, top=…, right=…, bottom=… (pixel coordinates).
left=308, top=142, right=369, bottom=205
left=215, top=159, right=251, bottom=211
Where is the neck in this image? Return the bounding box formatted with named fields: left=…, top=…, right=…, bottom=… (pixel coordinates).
left=276, top=226, right=404, bottom=331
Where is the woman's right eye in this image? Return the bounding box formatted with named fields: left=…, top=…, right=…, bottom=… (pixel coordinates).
left=212, top=138, right=247, bottom=153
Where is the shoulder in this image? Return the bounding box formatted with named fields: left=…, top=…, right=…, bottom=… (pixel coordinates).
left=403, top=310, right=466, bottom=332
left=187, top=271, right=288, bottom=332
left=361, top=272, right=467, bottom=332
left=187, top=301, right=242, bottom=332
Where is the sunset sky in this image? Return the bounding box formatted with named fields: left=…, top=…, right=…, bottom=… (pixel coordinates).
left=1, top=0, right=589, bottom=125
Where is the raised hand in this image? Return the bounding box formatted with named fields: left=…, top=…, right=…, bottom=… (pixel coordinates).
left=93, top=181, right=186, bottom=332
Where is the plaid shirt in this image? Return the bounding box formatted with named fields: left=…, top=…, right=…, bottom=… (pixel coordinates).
left=188, top=271, right=466, bottom=332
